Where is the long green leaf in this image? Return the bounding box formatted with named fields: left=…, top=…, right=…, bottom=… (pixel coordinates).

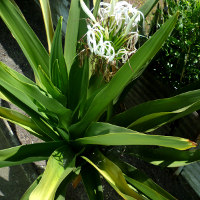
left=29, top=145, right=76, bottom=200
left=10, top=0, right=26, bottom=20
left=0, top=60, right=43, bottom=104
left=37, top=65, right=66, bottom=105
left=0, top=62, right=40, bottom=113
left=93, top=0, right=101, bottom=18
left=79, top=57, right=90, bottom=116
left=127, top=146, right=200, bottom=167
left=68, top=57, right=89, bottom=117
left=0, top=91, right=10, bottom=102
left=110, top=89, right=200, bottom=132
left=39, top=0, right=54, bottom=52
left=125, top=176, right=170, bottom=200
left=0, top=141, right=64, bottom=168
left=69, top=13, right=179, bottom=137
left=0, top=62, right=72, bottom=130
left=82, top=150, right=143, bottom=200
left=78, top=0, right=90, bottom=40
left=139, top=0, right=159, bottom=17
left=64, top=0, right=81, bottom=73
left=0, top=106, right=49, bottom=141
left=68, top=58, right=84, bottom=110
left=50, top=17, right=68, bottom=96
left=107, top=154, right=176, bottom=200
left=21, top=175, right=43, bottom=200
left=0, top=61, right=35, bottom=84
left=74, top=122, right=196, bottom=150
left=0, top=0, right=49, bottom=79
left=55, top=169, right=80, bottom=200
left=81, top=163, right=104, bottom=200
left=0, top=84, right=61, bottom=141
left=82, top=74, right=107, bottom=116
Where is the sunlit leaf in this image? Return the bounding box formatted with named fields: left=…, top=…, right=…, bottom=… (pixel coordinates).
left=64, top=0, right=81, bottom=73
left=0, top=61, right=72, bottom=130
left=0, top=84, right=60, bottom=141
left=39, top=0, right=54, bottom=52
left=0, top=106, right=49, bottom=141
left=75, top=122, right=196, bottom=150
left=0, top=141, right=64, bottom=168
left=29, top=145, right=76, bottom=200
left=107, top=154, right=176, bottom=200
left=55, top=168, right=81, bottom=200
left=0, top=0, right=49, bottom=80
left=50, top=17, right=68, bottom=96
left=82, top=150, right=143, bottom=200
left=21, top=175, right=43, bottom=200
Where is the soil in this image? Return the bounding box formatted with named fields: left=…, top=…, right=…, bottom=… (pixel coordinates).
left=0, top=0, right=199, bottom=199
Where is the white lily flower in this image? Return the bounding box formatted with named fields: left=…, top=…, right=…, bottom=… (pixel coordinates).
left=96, top=41, right=115, bottom=62
left=81, top=0, right=145, bottom=77
left=87, top=25, right=97, bottom=53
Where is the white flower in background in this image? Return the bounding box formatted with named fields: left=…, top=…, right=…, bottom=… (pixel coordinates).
left=80, top=0, right=144, bottom=79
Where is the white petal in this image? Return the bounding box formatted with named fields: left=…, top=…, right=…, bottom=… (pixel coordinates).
left=80, top=0, right=96, bottom=23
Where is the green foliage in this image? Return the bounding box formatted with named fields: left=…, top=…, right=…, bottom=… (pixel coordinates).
left=0, top=0, right=200, bottom=199
left=149, top=0, right=200, bottom=89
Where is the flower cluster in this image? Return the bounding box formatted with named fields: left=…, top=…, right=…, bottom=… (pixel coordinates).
left=81, top=0, right=144, bottom=80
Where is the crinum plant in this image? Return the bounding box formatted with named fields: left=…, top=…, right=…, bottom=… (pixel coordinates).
left=0, top=0, right=200, bottom=199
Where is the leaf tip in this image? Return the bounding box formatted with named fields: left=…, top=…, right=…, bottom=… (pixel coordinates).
left=188, top=140, right=197, bottom=148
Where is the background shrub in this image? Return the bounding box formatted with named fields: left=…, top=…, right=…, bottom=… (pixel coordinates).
left=149, top=0, right=200, bottom=89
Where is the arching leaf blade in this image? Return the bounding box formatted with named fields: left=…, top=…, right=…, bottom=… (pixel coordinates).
left=0, top=106, right=49, bottom=141
left=21, top=175, right=43, bottom=200
left=75, top=122, right=196, bottom=150
left=0, top=0, right=49, bottom=80
left=110, top=89, right=200, bottom=132
left=139, top=0, right=159, bottom=17
left=64, top=0, right=81, bottom=73
left=0, top=141, right=64, bottom=168
left=50, top=17, right=68, bottom=96
left=127, top=146, right=200, bottom=167
left=29, top=145, right=76, bottom=200
left=81, top=163, right=104, bottom=200
left=39, top=0, right=54, bottom=52
left=82, top=150, right=143, bottom=200
left=106, top=155, right=176, bottom=200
